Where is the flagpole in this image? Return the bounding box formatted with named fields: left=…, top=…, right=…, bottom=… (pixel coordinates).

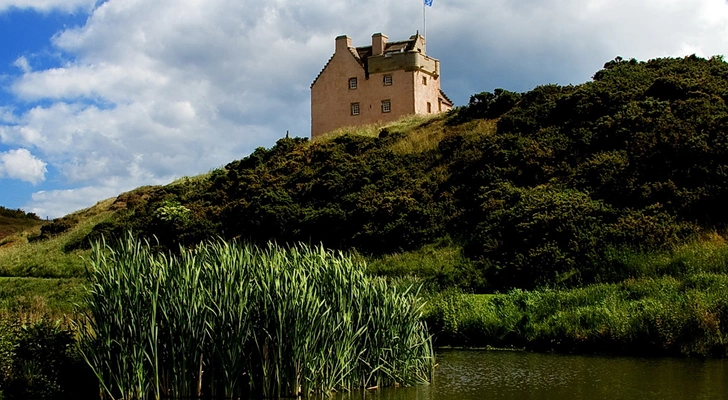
left=423, top=0, right=426, bottom=50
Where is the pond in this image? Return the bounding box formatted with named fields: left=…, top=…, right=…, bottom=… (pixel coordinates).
left=336, top=350, right=728, bottom=400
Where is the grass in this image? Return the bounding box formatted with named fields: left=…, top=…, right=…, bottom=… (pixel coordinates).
left=0, top=278, right=85, bottom=320
left=316, top=113, right=443, bottom=142
left=313, top=112, right=498, bottom=157
left=0, top=207, right=115, bottom=278
left=606, top=232, right=728, bottom=278
left=366, top=239, right=475, bottom=288
left=79, top=235, right=434, bottom=399
left=0, top=216, right=44, bottom=247
left=425, top=274, right=728, bottom=356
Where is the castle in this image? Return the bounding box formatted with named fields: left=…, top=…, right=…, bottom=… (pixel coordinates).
left=310, top=33, right=453, bottom=139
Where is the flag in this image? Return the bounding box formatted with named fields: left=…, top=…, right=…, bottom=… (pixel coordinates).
left=424, top=0, right=433, bottom=6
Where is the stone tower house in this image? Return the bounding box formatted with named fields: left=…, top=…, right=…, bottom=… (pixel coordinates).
left=310, top=33, right=453, bottom=139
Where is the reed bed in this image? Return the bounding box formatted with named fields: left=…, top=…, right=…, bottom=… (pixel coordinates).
left=78, top=235, right=433, bottom=400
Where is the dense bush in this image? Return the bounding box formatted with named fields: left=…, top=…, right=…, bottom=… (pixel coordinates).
left=466, top=184, right=615, bottom=289
left=28, top=217, right=78, bottom=243
left=0, top=319, right=96, bottom=400
left=0, top=207, right=40, bottom=221
left=78, top=55, right=728, bottom=292
left=448, top=89, right=522, bottom=125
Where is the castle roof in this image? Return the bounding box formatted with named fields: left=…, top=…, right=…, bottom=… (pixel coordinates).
left=311, top=34, right=425, bottom=88
left=353, top=37, right=419, bottom=61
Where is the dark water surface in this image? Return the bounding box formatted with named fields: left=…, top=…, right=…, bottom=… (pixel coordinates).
left=337, top=350, right=728, bottom=400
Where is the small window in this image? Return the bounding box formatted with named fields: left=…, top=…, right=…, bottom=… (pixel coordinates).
left=383, top=75, right=393, bottom=86
left=349, top=77, right=357, bottom=90
left=438, top=99, right=442, bottom=112
left=381, top=100, right=391, bottom=113
left=427, top=102, right=432, bottom=113
left=351, top=102, right=360, bottom=115
left=422, top=76, right=428, bottom=85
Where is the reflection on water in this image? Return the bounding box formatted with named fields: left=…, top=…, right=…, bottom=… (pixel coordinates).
left=335, top=350, right=728, bottom=400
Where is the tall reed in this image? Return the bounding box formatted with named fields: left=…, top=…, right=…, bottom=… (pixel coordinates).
left=78, top=235, right=433, bottom=399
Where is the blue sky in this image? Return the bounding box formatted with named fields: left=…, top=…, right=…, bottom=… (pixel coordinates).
left=1, top=0, right=728, bottom=218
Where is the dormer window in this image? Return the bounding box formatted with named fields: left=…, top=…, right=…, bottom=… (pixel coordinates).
left=383, top=75, right=393, bottom=86
left=349, top=77, right=357, bottom=90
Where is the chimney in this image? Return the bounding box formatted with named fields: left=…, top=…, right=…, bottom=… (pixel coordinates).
left=335, top=35, right=352, bottom=54
left=372, top=33, right=388, bottom=56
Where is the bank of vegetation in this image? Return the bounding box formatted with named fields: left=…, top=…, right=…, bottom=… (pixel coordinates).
left=80, top=236, right=432, bottom=400
left=2, top=54, right=728, bottom=397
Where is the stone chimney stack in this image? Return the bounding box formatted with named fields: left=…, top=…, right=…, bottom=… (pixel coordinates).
left=372, top=33, right=388, bottom=56
left=335, top=35, right=352, bottom=54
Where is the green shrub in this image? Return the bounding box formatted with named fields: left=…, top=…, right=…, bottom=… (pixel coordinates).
left=0, top=319, right=95, bottom=400
left=467, top=184, right=613, bottom=289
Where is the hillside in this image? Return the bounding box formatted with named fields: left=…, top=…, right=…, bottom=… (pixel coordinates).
left=0, top=207, right=44, bottom=246
left=2, top=55, right=728, bottom=294
left=1, top=55, right=728, bottom=367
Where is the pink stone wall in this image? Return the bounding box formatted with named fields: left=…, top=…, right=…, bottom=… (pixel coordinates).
left=311, top=34, right=452, bottom=139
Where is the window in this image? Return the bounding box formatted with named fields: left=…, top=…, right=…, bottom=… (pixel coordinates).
left=422, top=76, right=428, bottom=85
left=381, top=100, right=391, bottom=113
left=427, top=102, right=432, bottom=113
left=350, top=102, right=360, bottom=116
left=383, top=75, right=393, bottom=86
left=349, top=77, right=357, bottom=90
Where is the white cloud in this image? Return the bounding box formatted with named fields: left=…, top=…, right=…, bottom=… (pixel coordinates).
left=2, top=0, right=728, bottom=217
left=12, top=56, right=31, bottom=73
left=0, top=0, right=96, bottom=13
left=0, top=148, right=47, bottom=184
left=25, top=184, right=125, bottom=219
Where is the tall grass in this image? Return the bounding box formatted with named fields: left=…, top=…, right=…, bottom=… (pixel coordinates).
left=78, top=235, right=433, bottom=399
left=425, top=275, right=728, bottom=356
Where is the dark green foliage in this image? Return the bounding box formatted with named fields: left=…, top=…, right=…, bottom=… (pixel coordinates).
left=63, top=221, right=121, bottom=252
left=448, top=89, right=522, bottom=124
left=0, top=319, right=96, bottom=400
left=467, top=184, right=614, bottom=289
left=0, top=207, right=39, bottom=221
left=28, top=217, right=78, bottom=243
left=78, top=55, right=728, bottom=291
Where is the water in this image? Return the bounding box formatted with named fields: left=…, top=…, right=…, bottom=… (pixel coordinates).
left=336, top=350, right=728, bottom=400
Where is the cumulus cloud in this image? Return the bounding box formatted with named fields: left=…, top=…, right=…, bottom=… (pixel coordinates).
left=0, top=148, right=47, bottom=184
left=2, top=0, right=728, bottom=217
left=432, top=0, right=728, bottom=98
left=0, top=0, right=96, bottom=13
left=25, top=184, right=126, bottom=219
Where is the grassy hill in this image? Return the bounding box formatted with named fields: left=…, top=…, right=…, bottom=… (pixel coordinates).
left=0, top=207, right=45, bottom=247
left=1, top=54, right=728, bottom=359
